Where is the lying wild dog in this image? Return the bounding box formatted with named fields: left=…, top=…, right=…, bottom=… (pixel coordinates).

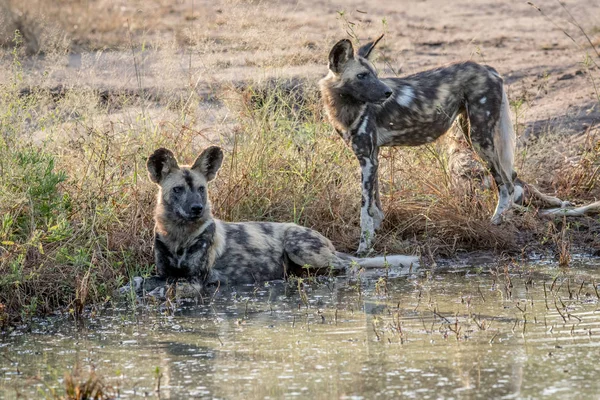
left=124, top=147, right=419, bottom=296
left=319, top=35, right=570, bottom=253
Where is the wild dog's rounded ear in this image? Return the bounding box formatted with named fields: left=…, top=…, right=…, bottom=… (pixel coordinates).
left=147, top=148, right=180, bottom=184
left=328, top=39, right=354, bottom=74
left=192, top=146, right=224, bottom=182
left=357, top=34, right=384, bottom=59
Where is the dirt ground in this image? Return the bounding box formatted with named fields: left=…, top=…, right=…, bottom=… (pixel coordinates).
left=2, top=0, right=599, bottom=135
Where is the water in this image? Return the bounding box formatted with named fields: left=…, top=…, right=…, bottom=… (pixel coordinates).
left=2, top=259, right=600, bottom=399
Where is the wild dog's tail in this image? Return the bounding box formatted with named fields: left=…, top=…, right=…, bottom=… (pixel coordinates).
left=495, top=88, right=516, bottom=185
left=538, top=201, right=600, bottom=217
left=336, top=252, right=419, bottom=269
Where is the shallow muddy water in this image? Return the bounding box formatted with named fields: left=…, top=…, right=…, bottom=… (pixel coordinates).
left=3, top=258, right=600, bottom=399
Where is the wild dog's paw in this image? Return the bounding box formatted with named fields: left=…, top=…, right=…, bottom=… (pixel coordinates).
left=357, top=241, right=368, bottom=255
left=491, top=205, right=511, bottom=225
left=490, top=213, right=504, bottom=225
left=176, top=281, right=204, bottom=298
left=118, top=277, right=144, bottom=295
left=146, top=286, right=167, bottom=299
left=512, top=203, right=529, bottom=214
left=356, top=240, right=375, bottom=257
left=513, top=184, right=525, bottom=205
left=491, top=207, right=516, bottom=225
left=117, top=276, right=168, bottom=298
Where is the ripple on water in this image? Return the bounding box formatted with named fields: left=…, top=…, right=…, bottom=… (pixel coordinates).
left=3, top=260, right=600, bottom=399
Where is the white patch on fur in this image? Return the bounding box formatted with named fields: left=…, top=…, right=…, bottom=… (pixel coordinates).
left=513, top=184, right=524, bottom=204
left=495, top=88, right=516, bottom=182
left=486, top=111, right=491, bottom=116
left=176, top=206, right=189, bottom=220
left=480, top=97, right=487, bottom=104
left=371, top=206, right=384, bottom=230
left=212, top=220, right=226, bottom=259
left=177, top=248, right=188, bottom=269
left=118, top=277, right=144, bottom=294
left=396, top=86, right=414, bottom=107
left=491, top=185, right=511, bottom=224
left=436, top=83, right=451, bottom=101
left=426, top=136, right=434, bottom=142
left=357, top=115, right=369, bottom=136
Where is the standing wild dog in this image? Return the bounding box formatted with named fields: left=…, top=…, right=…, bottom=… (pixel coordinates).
left=128, top=146, right=419, bottom=295
left=320, top=35, right=524, bottom=253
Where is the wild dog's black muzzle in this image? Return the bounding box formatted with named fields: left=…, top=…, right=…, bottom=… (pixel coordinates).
left=374, top=82, right=393, bottom=104
left=190, top=204, right=204, bottom=217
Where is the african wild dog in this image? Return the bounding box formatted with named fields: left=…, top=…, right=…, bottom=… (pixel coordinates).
left=320, top=35, right=525, bottom=253
left=126, top=146, right=419, bottom=296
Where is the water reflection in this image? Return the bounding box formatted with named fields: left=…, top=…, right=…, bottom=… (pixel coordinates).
left=2, top=259, right=600, bottom=399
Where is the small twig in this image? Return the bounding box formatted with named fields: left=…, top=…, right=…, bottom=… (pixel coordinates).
left=543, top=281, right=550, bottom=311
left=477, top=284, right=486, bottom=302
left=372, top=323, right=381, bottom=341
left=433, top=309, right=452, bottom=324
left=554, top=298, right=567, bottom=323
left=489, top=331, right=500, bottom=345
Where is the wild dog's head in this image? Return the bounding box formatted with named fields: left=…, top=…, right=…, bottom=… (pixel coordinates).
left=147, top=147, right=223, bottom=225
left=321, top=34, right=392, bottom=104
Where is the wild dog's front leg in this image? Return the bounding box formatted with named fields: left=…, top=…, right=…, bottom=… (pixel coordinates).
left=357, top=154, right=381, bottom=253
left=120, top=236, right=174, bottom=297
left=155, top=223, right=215, bottom=284
left=184, top=222, right=216, bottom=284
left=154, top=234, right=177, bottom=279
left=372, top=175, right=384, bottom=229
left=351, top=117, right=381, bottom=254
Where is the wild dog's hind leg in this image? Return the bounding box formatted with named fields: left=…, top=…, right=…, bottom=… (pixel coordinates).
left=467, top=81, right=516, bottom=224
left=470, top=123, right=514, bottom=224
left=282, top=226, right=346, bottom=273
left=447, top=111, right=493, bottom=194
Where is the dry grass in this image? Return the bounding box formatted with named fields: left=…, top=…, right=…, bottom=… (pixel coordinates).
left=0, top=1, right=599, bottom=325
left=62, top=371, right=110, bottom=400
left=41, top=368, right=114, bottom=400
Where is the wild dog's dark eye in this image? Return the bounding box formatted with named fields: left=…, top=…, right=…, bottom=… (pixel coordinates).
left=172, top=186, right=184, bottom=194
left=198, top=186, right=205, bottom=193
left=357, top=72, right=368, bottom=79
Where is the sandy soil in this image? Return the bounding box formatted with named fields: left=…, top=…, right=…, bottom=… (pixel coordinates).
left=1, top=0, right=599, bottom=136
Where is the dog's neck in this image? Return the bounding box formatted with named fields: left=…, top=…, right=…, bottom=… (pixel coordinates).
left=320, top=77, right=367, bottom=135
left=155, top=207, right=215, bottom=248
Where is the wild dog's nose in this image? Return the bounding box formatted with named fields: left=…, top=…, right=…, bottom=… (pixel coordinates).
left=384, top=90, right=393, bottom=98
left=191, top=204, right=203, bottom=215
